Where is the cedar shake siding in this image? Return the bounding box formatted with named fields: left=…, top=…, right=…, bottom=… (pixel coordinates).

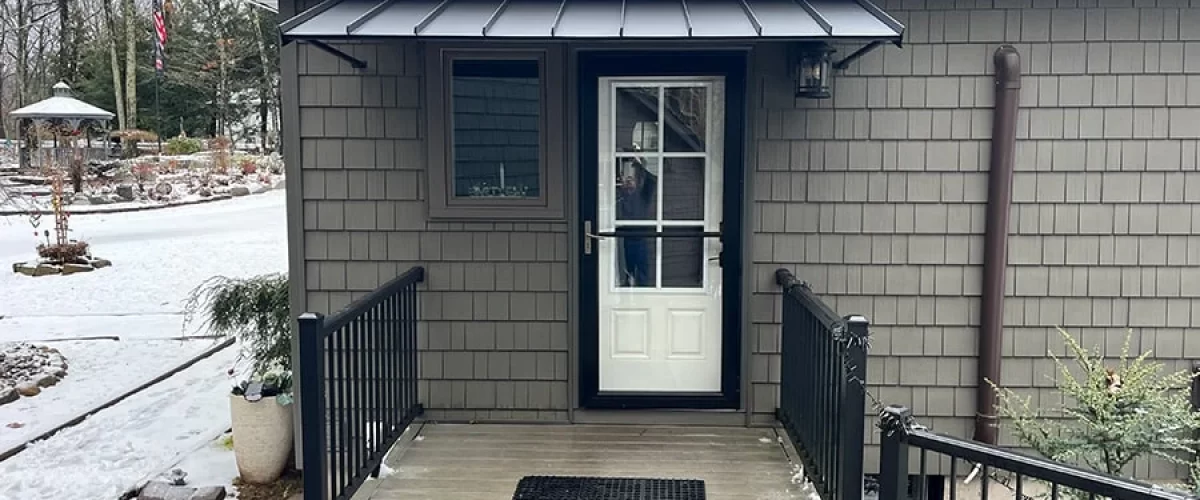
left=751, top=3, right=1200, bottom=478
left=289, top=31, right=571, bottom=421
left=284, top=0, right=1200, bottom=479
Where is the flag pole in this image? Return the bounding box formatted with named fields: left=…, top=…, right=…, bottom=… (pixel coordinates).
left=155, top=72, right=162, bottom=155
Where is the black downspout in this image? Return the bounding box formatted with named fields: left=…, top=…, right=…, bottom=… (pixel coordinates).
left=974, top=45, right=1021, bottom=445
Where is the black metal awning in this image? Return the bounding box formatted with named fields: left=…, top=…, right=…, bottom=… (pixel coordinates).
left=281, top=0, right=903, bottom=42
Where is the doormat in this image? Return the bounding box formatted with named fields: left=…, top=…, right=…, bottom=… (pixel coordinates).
left=512, top=476, right=706, bottom=500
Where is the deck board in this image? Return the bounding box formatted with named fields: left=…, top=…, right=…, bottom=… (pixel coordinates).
left=365, top=423, right=809, bottom=500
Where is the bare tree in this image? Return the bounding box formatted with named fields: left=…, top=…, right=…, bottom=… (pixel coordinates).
left=102, top=0, right=127, bottom=132
left=123, top=0, right=137, bottom=152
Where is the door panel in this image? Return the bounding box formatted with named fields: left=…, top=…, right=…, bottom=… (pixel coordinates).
left=595, top=77, right=725, bottom=393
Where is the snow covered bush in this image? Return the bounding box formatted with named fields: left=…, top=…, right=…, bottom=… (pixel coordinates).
left=991, top=327, right=1200, bottom=495
left=165, top=136, right=203, bottom=156
left=182, top=273, right=292, bottom=399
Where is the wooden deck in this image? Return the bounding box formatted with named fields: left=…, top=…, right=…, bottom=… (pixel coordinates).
left=359, top=423, right=811, bottom=500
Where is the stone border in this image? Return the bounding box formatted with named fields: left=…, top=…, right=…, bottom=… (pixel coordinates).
left=0, top=194, right=236, bottom=216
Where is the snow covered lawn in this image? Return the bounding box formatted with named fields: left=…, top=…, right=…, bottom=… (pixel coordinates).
left=0, top=190, right=287, bottom=499
left=0, top=346, right=238, bottom=500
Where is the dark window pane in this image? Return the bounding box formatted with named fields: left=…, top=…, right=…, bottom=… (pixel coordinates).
left=451, top=59, right=541, bottom=198
left=663, top=86, right=707, bottom=152
left=661, top=227, right=704, bottom=288
left=615, top=156, right=658, bottom=221
left=614, top=227, right=657, bottom=288
left=662, top=158, right=704, bottom=221
left=614, top=87, right=659, bottom=152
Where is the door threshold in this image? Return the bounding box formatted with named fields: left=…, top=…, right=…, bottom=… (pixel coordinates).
left=572, top=408, right=746, bottom=427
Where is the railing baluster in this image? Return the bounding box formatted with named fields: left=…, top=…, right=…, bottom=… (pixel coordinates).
left=949, top=457, right=957, bottom=500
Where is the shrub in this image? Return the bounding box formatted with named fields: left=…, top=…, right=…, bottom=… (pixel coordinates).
left=165, top=136, right=203, bottom=156
left=182, top=273, right=290, bottom=378
left=239, top=157, right=257, bottom=175
left=992, top=327, right=1200, bottom=496
left=37, top=241, right=89, bottom=262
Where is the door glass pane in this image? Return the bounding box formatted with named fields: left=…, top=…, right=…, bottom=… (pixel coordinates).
left=451, top=59, right=540, bottom=199
left=614, top=227, right=657, bottom=288
left=663, top=86, right=707, bottom=152
left=662, top=158, right=704, bottom=221
left=615, top=87, right=660, bottom=152
left=661, top=227, right=704, bottom=288
left=615, top=156, right=658, bottom=221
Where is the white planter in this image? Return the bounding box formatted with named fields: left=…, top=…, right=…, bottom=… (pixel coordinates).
left=230, top=394, right=294, bottom=484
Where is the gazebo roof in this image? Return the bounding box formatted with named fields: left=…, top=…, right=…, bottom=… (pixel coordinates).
left=9, top=82, right=115, bottom=122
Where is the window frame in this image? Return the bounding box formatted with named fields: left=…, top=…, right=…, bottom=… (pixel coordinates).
left=425, top=44, right=566, bottom=220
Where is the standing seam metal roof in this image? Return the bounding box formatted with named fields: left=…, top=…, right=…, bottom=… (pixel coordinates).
left=281, top=0, right=904, bottom=41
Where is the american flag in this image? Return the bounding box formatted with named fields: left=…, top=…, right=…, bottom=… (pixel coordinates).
left=153, top=0, right=167, bottom=75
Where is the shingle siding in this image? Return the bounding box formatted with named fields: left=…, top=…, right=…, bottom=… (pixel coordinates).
left=292, top=33, right=569, bottom=422
left=752, top=4, right=1199, bottom=478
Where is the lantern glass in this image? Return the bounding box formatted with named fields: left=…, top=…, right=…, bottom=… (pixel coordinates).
left=794, top=45, right=833, bottom=99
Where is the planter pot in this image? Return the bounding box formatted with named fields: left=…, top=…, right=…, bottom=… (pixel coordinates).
left=230, top=394, right=294, bottom=484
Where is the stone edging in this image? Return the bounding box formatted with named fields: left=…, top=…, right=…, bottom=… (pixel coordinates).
left=0, top=194, right=237, bottom=216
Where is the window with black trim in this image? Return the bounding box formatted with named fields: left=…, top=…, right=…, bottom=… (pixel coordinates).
left=426, top=46, right=565, bottom=220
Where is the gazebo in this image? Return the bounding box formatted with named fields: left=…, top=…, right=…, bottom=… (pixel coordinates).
left=9, top=82, right=116, bottom=173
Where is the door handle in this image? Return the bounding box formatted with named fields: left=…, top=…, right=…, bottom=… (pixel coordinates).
left=708, top=252, right=723, bottom=267
left=584, top=220, right=600, bottom=255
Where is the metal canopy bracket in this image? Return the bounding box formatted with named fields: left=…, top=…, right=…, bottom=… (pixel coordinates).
left=833, top=40, right=887, bottom=70
left=304, top=40, right=368, bottom=69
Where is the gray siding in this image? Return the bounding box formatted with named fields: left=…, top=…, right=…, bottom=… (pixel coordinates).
left=288, top=0, right=569, bottom=420
left=751, top=3, right=1200, bottom=478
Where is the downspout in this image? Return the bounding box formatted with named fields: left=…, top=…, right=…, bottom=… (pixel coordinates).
left=974, top=45, right=1021, bottom=445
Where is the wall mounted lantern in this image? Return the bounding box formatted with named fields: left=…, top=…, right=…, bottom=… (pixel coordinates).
left=793, top=43, right=836, bottom=99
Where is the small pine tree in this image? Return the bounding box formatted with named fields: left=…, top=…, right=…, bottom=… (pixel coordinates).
left=991, top=327, right=1200, bottom=496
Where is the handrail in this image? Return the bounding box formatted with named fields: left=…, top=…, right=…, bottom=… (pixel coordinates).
left=775, top=268, right=841, bottom=331
left=878, top=406, right=1197, bottom=500
left=323, top=266, right=424, bottom=333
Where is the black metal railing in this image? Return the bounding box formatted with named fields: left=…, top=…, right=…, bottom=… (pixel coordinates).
left=298, top=266, right=425, bottom=500
left=877, top=405, right=1198, bottom=500
left=775, top=268, right=869, bottom=500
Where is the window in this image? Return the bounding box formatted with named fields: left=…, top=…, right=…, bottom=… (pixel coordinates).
left=426, top=46, right=565, bottom=219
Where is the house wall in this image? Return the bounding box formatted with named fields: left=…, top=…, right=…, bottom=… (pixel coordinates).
left=285, top=0, right=571, bottom=422
left=284, top=0, right=1200, bottom=479
left=750, top=2, right=1200, bottom=478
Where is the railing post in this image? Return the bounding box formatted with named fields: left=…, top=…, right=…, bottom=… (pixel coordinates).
left=840, top=315, right=869, bottom=500
left=878, top=405, right=912, bottom=500
left=298, top=313, right=327, bottom=500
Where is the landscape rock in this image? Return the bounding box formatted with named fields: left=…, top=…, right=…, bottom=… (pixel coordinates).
left=190, top=486, right=226, bottom=500
left=15, top=382, right=40, bottom=397
left=155, top=182, right=174, bottom=196
left=229, top=185, right=251, bottom=197
left=88, top=194, right=114, bottom=205
left=137, top=481, right=194, bottom=500
left=116, top=184, right=137, bottom=201
left=197, top=187, right=212, bottom=197
left=14, top=262, right=61, bottom=277
left=272, top=178, right=287, bottom=190
left=60, top=262, right=95, bottom=275
left=1, top=343, right=71, bottom=397
left=32, top=373, right=59, bottom=388
left=251, top=184, right=271, bottom=194
left=90, top=258, right=113, bottom=269
left=0, top=386, right=16, bottom=405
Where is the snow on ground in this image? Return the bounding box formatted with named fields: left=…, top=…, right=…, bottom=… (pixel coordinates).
left=0, top=336, right=215, bottom=451
left=168, top=430, right=239, bottom=495
left=0, top=190, right=287, bottom=498
left=0, top=345, right=238, bottom=500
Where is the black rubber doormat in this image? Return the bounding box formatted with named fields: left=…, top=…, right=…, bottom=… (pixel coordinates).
left=512, top=476, right=706, bottom=500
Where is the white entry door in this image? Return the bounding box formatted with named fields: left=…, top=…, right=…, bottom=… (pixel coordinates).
left=594, top=77, right=725, bottom=393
